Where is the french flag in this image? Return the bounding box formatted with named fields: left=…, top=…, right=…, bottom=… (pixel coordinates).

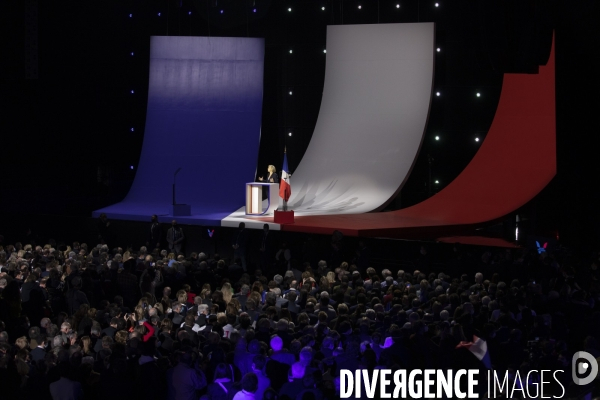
left=279, top=150, right=291, bottom=202
left=456, top=335, right=492, bottom=369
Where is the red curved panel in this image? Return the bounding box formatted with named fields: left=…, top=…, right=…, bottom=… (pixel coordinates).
left=283, top=38, right=556, bottom=237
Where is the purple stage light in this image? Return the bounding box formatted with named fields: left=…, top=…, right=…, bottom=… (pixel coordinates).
left=131, top=128, right=135, bottom=132
left=220, top=10, right=224, bottom=14
left=129, top=13, right=132, bottom=18
left=131, top=52, right=134, bottom=56
left=253, top=8, right=256, bottom=12
left=158, top=12, right=161, bottom=16
left=188, top=11, right=192, bottom=15
left=130, top=166, right=134, bottom=170
left=131, top=90, right=134, bottom=94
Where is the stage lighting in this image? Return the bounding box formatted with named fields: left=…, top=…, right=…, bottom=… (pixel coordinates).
left=475, top=137, right=480, bottom=142
left=130, top=90, right=134, bottom=94
left=131, top=128, right=135, bottom=132
left=435, top=136, right=439, bottom=141
left=188, top=11, right=192, bottom=15
left=289, top=50, right=293, bottom=54
left=358, top=5, right=362, bottom=9
left=396, top=4, right=400, bottom=8
left=131, top=52, right=134, bottom=56
left=435, top=2, right=439, bottom=7
left=253, top=8, right=256, bottom=12
left=130, top=166, right=134, bottom=170
left=436, top=48, right=441, bottom=52
left=476, top=92, right=481, bottom=97
left=322, top=6, right=325, bottom=11
left=220, top=10, right=224, bottom=14
left=288, top=7, right=292, bottom=12
left=129, top=14, right=132, bottom=18
left=289, top=91, right=293, bottom=95
left=436, top=92, right=440, bottom=96
left=435, top=180, right=439, bottom=184
left=288, top=132, right=292, bottom=137
left=323, top=49, right=327, bottom=53
left=158, top=12, right=161, bottom=16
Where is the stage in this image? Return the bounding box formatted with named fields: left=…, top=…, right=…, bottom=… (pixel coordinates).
left=94, top=25, right=555, bottom=243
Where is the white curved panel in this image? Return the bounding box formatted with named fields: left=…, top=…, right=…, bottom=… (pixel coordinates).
left=288, top=23, right=434, bottom=214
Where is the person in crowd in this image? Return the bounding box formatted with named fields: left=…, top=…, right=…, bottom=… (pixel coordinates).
left=232, top=223, right=248, bottom=272
left=167, top=220, right=185, bottom=255
left=148, top=214, right=162, bottom=250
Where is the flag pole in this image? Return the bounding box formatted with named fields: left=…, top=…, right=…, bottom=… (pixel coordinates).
left=283, top=146, right=287, bottom=211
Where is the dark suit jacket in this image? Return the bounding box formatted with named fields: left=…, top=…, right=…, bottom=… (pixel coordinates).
left=232, top=229, right=247, bottom=251
left=266, top=172, right=279, bottom=183
left=31, top=346, right=46, bottom=362
left=149, top=222, right=162, bottom=245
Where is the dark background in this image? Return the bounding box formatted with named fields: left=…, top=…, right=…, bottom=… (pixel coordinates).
left=1, top=0, right=599, bottom=248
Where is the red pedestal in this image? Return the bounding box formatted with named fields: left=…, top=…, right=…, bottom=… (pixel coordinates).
left=274, top=210, right=294, bottom=224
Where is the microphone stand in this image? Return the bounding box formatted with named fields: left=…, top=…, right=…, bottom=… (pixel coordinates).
left=173, top=167, right=182, bottom=205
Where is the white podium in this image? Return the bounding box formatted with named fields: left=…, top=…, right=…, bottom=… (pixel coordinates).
left=246, top=182, right=279, bottom=215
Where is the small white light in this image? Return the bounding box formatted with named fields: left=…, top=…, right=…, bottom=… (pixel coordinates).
left=289, top=91, right=292, bottom=95
left=475, top=137, right=480, bottom=142
left=130, top=166, right=134, bottom=170
left=396, top=4, right=400, bottom=8
left=288, top=7, right=292, bottom=12
left=158, top=12, right=161, bottom=16
left=476, top=92, right=481, bottom=97
left=435, top=180, right=439, bottom=184
left=435, top=2, right=439, bottom=7
left=436, top=47, right=441, bottom=52
left=322, top=6, right=325, bottom=11
left=188, top=11, right=192, bottom=15
left=289, top=49, right=293, bottom=54
left=323, top=49, right=327, bottom=53
left=288, top=132, right=292, bottom=137
left=130, top=128, right=135, bottom=132
left=515, top=227, right=519, bottom=241
left=358, top=5, right=362, bottom=9
left=436, top=92, right=440, bottom=96
left=435, top=136, right=439, bottom=141
left=129, top=13, right=132, bottom=18
left=131, top=52, right=134, bottom=56
left=130, top=90, right=134, bottom=94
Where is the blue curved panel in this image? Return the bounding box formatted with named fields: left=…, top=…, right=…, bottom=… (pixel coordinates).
left=94, top=36, right=264, bottom=223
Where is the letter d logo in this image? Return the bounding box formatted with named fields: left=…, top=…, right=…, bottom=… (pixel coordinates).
left=572, top=351, right=599, bottom=385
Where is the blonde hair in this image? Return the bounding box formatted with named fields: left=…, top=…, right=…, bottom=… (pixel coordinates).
left=222, top=282, right=233, bottom=304
left=15, top=337, right=28, bottom=350
left=115, top=330, right=129, bottom=345
left=81, top=336, right=92, bottom=353
left=268, top=165, right=277, bottom=173
left=326, top=271, right=336, bottom=284
left=177, top=290, right=187, bottom=304
left=134, top=305, right=144, bottom=321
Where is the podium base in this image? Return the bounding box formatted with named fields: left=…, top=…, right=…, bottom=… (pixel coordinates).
left=171, top=204, right=191, bottom=216
left=274, top=210, right=294, bottom=224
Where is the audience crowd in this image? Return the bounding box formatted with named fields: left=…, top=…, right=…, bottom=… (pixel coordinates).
left=0, top=229, right=599, bottom=399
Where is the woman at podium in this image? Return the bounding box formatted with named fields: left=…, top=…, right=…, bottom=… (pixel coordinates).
left=258, top=165, right=279, bottom=183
